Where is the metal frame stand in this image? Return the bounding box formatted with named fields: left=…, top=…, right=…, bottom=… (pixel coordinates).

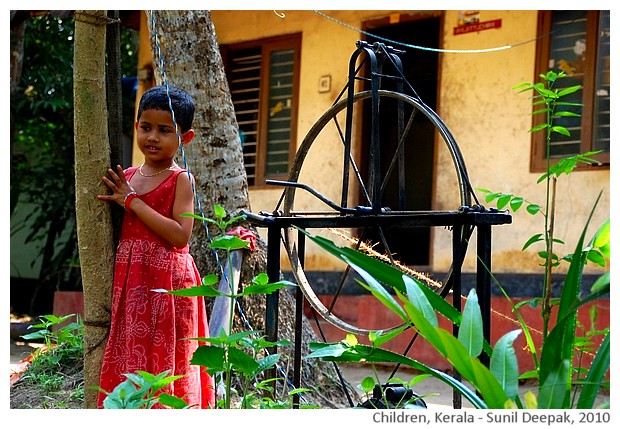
left=243, top=209, right=510, bottom=408
left=242, top=40, right=511, bottom=408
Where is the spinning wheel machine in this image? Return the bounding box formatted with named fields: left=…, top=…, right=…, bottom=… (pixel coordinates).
left=242, top=41, right=512, bottom=407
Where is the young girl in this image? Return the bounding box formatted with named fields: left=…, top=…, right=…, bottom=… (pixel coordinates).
left=96, top=86, right=215, bottom=408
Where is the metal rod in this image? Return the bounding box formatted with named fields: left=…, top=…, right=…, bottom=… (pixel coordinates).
left=477, top=224, right=492, bottom=367
left=265, top=225, right=281, bottom=395
left=293, top=231, right=305, bottom=408
left=452, top=224, right=463, bottom=409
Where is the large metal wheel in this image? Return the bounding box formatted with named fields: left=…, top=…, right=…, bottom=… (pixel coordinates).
left=280, top=89, right=474, bottom=335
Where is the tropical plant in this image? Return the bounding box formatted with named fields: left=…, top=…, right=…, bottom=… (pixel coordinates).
left=302, top=217, right=609, bottom=408
left=181, top=206, right=317, bottom=409
left=19, top=314, right=84, bottom=401
left=479, top=70, right=606, bottom=339
left=99, top=370, right=190, bottom=409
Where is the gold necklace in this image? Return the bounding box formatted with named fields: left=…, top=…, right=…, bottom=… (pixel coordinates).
left=138, top=163, right=177, bottom=177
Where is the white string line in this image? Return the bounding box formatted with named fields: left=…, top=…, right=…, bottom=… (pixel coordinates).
left=313, top=10, right=543, bottom=54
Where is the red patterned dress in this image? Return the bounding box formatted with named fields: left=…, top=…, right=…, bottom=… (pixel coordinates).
left=97, top=167, right=215, bottom=409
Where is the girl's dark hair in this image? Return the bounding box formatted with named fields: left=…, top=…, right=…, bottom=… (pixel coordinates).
left=136, top=86, right=195, bottom=132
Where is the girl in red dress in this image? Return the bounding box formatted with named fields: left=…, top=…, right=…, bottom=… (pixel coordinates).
left=96, top=86, right=215, bottom=409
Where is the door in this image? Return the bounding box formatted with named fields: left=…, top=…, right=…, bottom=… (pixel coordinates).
left=361, top=15, right=441, bottom=268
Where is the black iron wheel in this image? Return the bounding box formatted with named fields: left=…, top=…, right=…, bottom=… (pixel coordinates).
left=281, top=89, right=474, bottom=335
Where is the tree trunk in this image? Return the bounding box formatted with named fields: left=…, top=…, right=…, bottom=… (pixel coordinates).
left=147, top=11, right=355, bottom=408
left=148, top=10, right=249, bottom=276
left=73, top=10, right=115, bottom=409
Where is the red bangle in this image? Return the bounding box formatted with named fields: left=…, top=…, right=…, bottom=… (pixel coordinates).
left=124, top=192, right=139, bottom=210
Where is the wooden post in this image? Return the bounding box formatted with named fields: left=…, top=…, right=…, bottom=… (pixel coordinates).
left=73, top=10, right=115, bottom=409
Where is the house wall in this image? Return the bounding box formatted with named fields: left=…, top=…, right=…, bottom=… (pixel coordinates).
left=211, top=10, right=610, bottom=277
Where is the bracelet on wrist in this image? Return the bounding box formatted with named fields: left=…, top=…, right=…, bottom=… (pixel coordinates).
left=124, top=191, right=139, bottom=210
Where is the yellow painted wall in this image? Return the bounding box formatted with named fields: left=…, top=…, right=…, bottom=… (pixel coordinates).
left=211, top=10, right=610, bottom=275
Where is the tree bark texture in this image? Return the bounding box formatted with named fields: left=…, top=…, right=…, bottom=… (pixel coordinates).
left=147, top=10, right=249, bottom=276
left=73, top=10, right=115, bottom=409
left=146, top=11, right=356, bottom=407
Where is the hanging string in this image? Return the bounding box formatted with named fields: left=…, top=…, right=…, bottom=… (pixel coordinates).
left=313, top=10, right=550, bottom=54
left=147, top=11, right=224, bottom=278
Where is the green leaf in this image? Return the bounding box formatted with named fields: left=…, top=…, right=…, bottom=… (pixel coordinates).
left=214, top=204, right=227, bottom=219
left=370, top=325, right=408, bottom=348
left=182, top=212, right=220, bottom=225
left=306, top=342, right=350, bottom=359
left=248, top=336, right=291, bottom=350
left=539, top=315, right=574, bottom=395
left=586, top=249, right=606, bottom=267
left=558, top=192, right=603, bottom=321
left=553, top=110, right=580, bottom=117
left=346, top=258, right=408, bottom=321
left=592, top=219, right=610, bottom=258
left=496, top=194, right=511, bottom=210
left=345, top=333, right=358, bottom=347
left=591, top=271, right=610, bottom=293
left=190, top=345, right=226, bottom=372
left=21, top=329, right=51, bottom=341
left=158, top=393, right=189, bottom=409
left=555, top=101, right=583, bottom=107
left=242, top=280, right=295, bottom=295
left=512, top=82, right=531, bottom=90
left=522, top=233, right=544, bottom=251
left=102, top=379, right=144, bottom=409
left=490, top=330, right=521, bottom=399
left=307, top=341, right=488, bottom=408
left=202, top=274, right=219, bottom=286
left=458, top=289, right=483, bottom=358
left=402, top=274, right=438, bottom=327
left=154, top=284, right=222, bottom=297
left=509, top=196, right=524, bottom=212
left=528, top=123, right=549, bottom=133
left=576, top=333, right=610, bottom=408
left=526, top=204, right=541, bottom=214
left=297, top=227, right=461, bottom=324
left=530, top=107, right=550, bottom=116
left=360, top=376, right=375, bottom=393
left=144, top=372, right=184, bottom=393
left=537, top=360, right=570, bottom=409
left=485, top=192, right=502, bottom=203
left=557, top=85, right=582, bottom=97
left=226, top=329, right=263, bottom=345
left=228, top=347, right=259, bottom=376
left=551, top=125, right=571, bottom=136
left=402, top=295, right=448, bottom=356
left=252, top=353, right=280, bottom=378
left=209, top=235, right=249, bottom=251
left=435, top=329, right=509, bottom=409
left=252, top=272, right=269, bottom=285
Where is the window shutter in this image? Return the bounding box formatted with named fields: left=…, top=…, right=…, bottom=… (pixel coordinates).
left=228, top=47, right=261, bottom=186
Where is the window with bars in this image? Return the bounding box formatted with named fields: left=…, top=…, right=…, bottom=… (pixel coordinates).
left=531, top=10, right=610, bottom=171
left=221, top=34, right=301, bottom=187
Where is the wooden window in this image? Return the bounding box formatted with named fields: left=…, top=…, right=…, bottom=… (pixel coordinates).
left=221, top=34, right=301, bottom=187
left=531, top=11, right=610, bottom=171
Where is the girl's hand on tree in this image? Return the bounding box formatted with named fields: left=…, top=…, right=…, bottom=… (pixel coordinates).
left=97, top=165, right=137, bottom=208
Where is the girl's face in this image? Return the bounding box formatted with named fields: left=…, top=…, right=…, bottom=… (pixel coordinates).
left=135, top=109, right=188, bottom=166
